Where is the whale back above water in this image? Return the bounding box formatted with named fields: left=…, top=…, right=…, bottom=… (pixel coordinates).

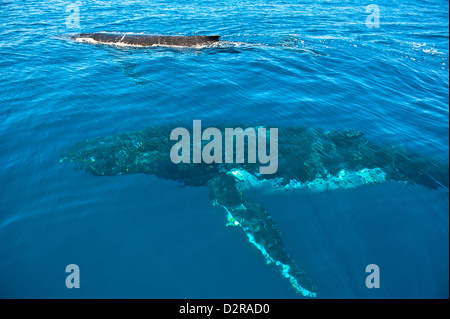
left=60, top=125, right=449, bottom=297
left=72, top=33, right=221, bottom=47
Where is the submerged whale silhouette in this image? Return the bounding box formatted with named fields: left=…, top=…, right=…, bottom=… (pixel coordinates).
left=60, top=125, right=449, bottom=297
left=72, top=33, right=221, bottom=47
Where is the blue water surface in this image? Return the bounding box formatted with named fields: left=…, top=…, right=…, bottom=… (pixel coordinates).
left=0, top=0, right=448, bottom=298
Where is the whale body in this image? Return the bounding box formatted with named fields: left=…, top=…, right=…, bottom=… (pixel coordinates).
left=60, top=125, right=449, bottom=297
left=72, top=33, right=221, bottom=47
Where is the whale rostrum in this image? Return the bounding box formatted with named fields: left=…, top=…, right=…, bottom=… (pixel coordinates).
left=72, top=33, right=221, bottom=47
left=60, top=124, right=449, bottom=297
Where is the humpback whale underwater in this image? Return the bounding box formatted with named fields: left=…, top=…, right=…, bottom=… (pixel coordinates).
left=60, top=125, right=449, bottom=298
left=72, top=33, right=221, bottom=47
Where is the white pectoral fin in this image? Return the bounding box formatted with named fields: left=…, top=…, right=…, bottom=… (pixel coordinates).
left=208, top=174, right=317, bottom=297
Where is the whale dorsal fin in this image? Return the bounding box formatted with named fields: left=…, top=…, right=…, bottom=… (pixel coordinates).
left=205, top=35, right=221, bottom=41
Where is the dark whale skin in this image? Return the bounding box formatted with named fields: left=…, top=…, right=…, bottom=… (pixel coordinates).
left=72, top=33, right=221, bottom=47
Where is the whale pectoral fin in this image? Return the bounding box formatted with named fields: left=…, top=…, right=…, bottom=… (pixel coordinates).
left=207, top=173, right=317, bottom=297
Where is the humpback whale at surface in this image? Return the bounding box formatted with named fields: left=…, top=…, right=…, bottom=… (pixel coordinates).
left=60, top=125, right=449, bottom=297
left=72, top=33, right=221, bottom=47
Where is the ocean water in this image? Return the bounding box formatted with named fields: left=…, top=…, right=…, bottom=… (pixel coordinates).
left=0, top=0, right=448, bottom=299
